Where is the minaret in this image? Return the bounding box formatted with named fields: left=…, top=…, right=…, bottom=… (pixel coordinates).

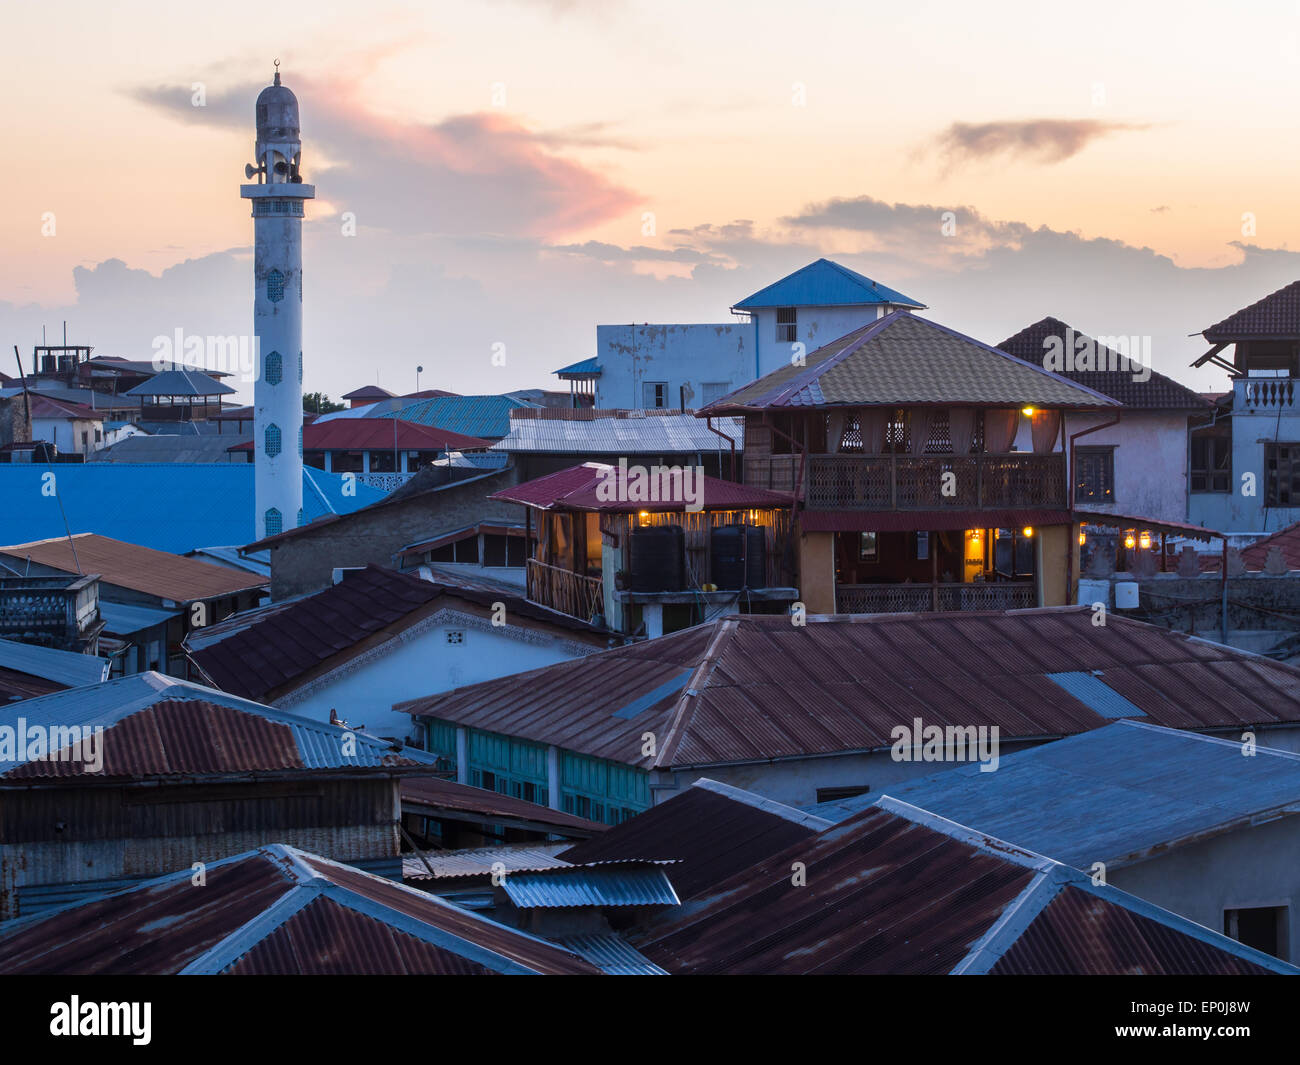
left=241, top=63, right=314, bottom=539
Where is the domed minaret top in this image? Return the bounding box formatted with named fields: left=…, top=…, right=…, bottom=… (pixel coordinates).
left=252, top=62, right=302, bottom=184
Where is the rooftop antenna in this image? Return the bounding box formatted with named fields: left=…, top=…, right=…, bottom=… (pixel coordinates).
left=274, top=58, right=280, bottom=85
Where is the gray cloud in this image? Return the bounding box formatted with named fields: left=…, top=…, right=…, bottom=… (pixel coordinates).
left=935, top=119, right=1149, bottom=165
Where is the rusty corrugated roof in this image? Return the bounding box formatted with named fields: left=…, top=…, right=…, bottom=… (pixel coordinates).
left=0, top=845, right=600, bottom=975
left=558, top=779, right=829, bottom=900
left=632, top=798, right=1297, bottom=975
left=401, top=775, right=607, bottom=837
left=0, top=672, right=435, bottom=781
left=402, top=609, right=1300, bottom=770
left=490, top=462, right=792, bottom=513
left=0, top=533, right=267, bottom=600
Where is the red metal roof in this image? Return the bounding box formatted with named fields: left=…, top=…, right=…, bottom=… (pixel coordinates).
left=490, top=462, right=794, bottom=512
left=799, top=508, right=1072, bottom=533
left=188, top=565, right=602, bottom=701
left=402, top=609, right=1300, bottom=769
left=227, top=417, right=491, bottom=453
left=1074, top=509, right=1221, bottom=541
left=558, top=779, right=828, bottom=900
left=633, top=801, right=1285, bottom=975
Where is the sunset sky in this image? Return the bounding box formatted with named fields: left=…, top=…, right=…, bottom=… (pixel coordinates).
left=6, top=0, right=1300, bottom=401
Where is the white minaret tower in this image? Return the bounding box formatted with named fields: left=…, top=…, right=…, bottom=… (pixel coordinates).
left=241, top=62, right=314, bottom=539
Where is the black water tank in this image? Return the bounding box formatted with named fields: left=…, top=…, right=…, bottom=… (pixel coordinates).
left=629, top=525, right=686, bottom=592
left=711, top=525, right=767, bottom=590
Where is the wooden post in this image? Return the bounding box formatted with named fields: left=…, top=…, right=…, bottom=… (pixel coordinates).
left=931, top=538, right=939, bottom=611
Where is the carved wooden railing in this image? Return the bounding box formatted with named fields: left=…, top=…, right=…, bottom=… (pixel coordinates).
left=526, top=559, right=604, bottom=622
left=835, top=581, right=1036, bottom=614
left=805, top=453, right=1067, bottom=510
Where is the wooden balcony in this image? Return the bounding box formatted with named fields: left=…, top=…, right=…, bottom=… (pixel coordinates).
left=805, top=453, right=1067, bottom=511
left=836, top=581, right=1037, bottom=614
left=526, top=558, right=604, bottom=623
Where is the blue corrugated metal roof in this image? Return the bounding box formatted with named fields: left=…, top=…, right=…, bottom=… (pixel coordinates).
left=385, top=395, right=540, bottom=439
left=0, top=465, right=385, bottom=554
left=873, top=721, right=1300, bottom=867
left=0, top=637, right=110, bottom=689
left=0, top=672, right=439, bottom=773
left=1046, top=671, right=1146, bottom=719
left=98, top=601, right=181, bottom=635
left=554, top=357, right=602, bottom=377
left=732, top=258, right=925, bottom=311
left=501, top=865, right=680, bottom=908
left=556, top=933, right=668, bottom=974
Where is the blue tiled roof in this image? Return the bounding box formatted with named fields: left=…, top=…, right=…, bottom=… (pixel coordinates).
left=385, top=395, right=540, bottom=439
left=554, top=357, right=602, bottom=377
left=0, top=464, right=385, bottom=555
left=733, top=258, right=925, bottom=311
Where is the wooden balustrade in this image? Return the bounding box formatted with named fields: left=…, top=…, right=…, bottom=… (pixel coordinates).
left=526, top=558, right=605, bottom=622
left=805, top=453, right=1066, bottom=510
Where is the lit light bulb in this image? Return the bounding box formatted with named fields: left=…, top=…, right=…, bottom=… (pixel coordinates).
left=1022, top=526, right=1034, bottom=538
left=1139, top=531, right=1151, bottom=550
left=1078, top=531, right=1086, bottom=546
left=1124, top=533, right=1136, bottom=549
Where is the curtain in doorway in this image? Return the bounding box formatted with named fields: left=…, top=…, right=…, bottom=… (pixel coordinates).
left=1030, top=409, right=1061, bottom=454
left=948, top=407, right=977, bottom=455
left=983, top=408, right=1020, bottom=453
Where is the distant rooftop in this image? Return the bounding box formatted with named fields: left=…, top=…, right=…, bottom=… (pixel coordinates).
left=732, top=258, right=925, bottom=311
left=1203, top=279, right=1300, bottom=340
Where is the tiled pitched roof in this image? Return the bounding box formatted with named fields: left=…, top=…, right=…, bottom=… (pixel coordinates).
left=997, top=318, right=1209, bottom=410
left=226, top=417, right=491, bottom=453
left=1240, top=519, right=1300, bottom=570
left=1204, top=280, right=1300, bottom=339
left=732, top=258, right=924, bottom=311
left=704, top=311, right=1119, bottom=411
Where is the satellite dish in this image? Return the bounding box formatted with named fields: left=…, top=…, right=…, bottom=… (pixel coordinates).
left=244, top=163, right=259, bottom=179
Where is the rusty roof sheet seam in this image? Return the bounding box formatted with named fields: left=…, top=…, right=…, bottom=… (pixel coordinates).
left=692, top=778, right=833, bottom=830
left=950, top=871, right=1062, bottom=975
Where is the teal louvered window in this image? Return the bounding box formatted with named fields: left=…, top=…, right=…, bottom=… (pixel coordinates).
left=265, top=508, right=282, bottom=536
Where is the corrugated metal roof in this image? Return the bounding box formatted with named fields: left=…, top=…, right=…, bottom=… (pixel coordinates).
left=732, top=258, right=925, bottom=311
left=0, top=533, right=267, bottom=601
left=1045, top=671, right=1147, bottom=719
left=98, top=600, right=181, bottom=635
left=404, top=843, right=573, bottom=880
left=385, top=395, right=540, bottom=439
left=124, top=370, right=236, bottom=397
left=490, top=462, right=791, bottom=513
left=0, top=672, right=436, bottom=780
left=554, top=357, right=602, bottom=377
left=227, top=417, right=491, bottom=453
left=634, top=797, right=1297, bottom=975
left=403, top=609, right=1300, bottom=770
left=873, top=720, right=1300, bottom=868
left=706, top=311, right=1120, bottom=412
left=0, top=637, right=109, bottom=689
left=560, top=779, right=829, bottom=901
left=0, top=465, right=385, bottom=555
left=501, top=864, right=680, bottom=908
left=401, top=775, right=607, bottom=837
left=555, top=933, right=667, bottom=975
left=187, top=564, right=601, bottom=702
left=0, top=844, right=600, bottom=975
left=491, top=411, right=744, bottom=454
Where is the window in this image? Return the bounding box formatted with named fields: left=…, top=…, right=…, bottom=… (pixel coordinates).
left=859, top=532, right=879, bottom=562
left=1190, top=436, right=1230, bottom=493
left=264, top=508, right=282, bottom=536
left=1266, top=444, right=1300, bottom=506
left=1075, top=447, right=1115, bottom=503
left=297, top=350, right=303, bottom=385
left=776, top=307, right=797, bottom=343
left=1224, top=906, right=1287, bottom=960
left=265, top=350, right=283, bottom=385
left=816, top=785, right=871, bottom=803
left=642, top=381, right=667, bottom=409
left=296, top=507, right=303, bottom=528
left=264, top=423, right=282, bottom=457
left=265, top=269, right=285, bottom=303
left=916, top=531, right=930, bottom=560
left=445, top=630, right=465, bottom=645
